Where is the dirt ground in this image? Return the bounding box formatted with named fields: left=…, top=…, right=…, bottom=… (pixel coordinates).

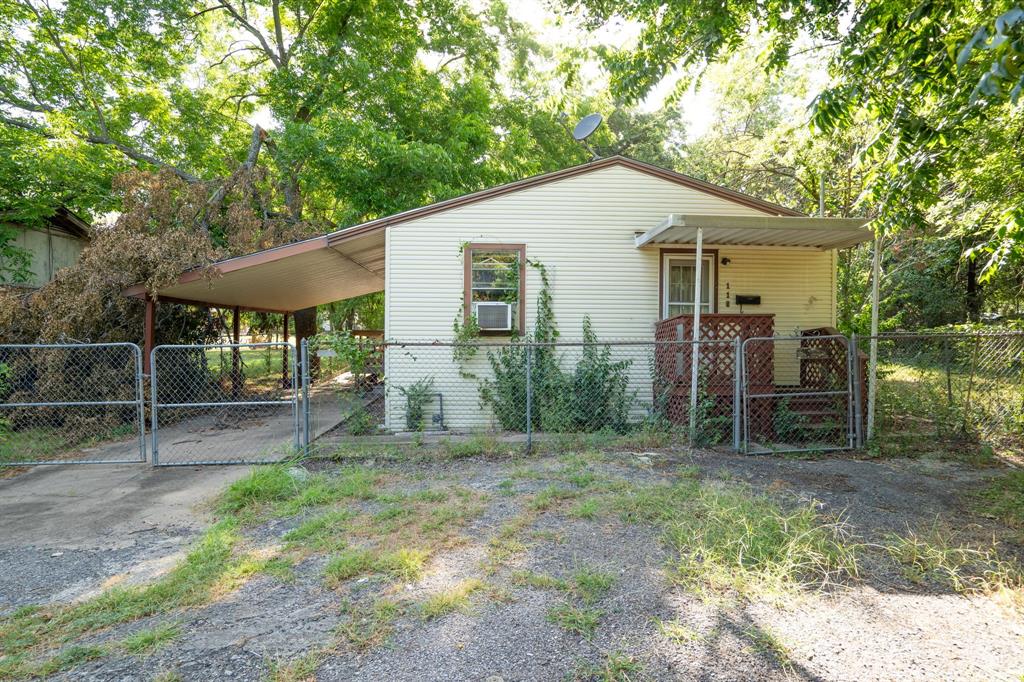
left=1, top=449, right=1022, bottom=681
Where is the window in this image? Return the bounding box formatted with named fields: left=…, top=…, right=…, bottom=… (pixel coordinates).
left=464, top=244, right=525, bottom=333
left=662, top=253, right=714, bottom=318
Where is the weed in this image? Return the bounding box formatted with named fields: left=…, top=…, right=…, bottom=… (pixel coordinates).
left=324, top=549, right=378, bottom=585
left=744, top=624, right=794, bottom=672
left=441, top=433, right=512, bottom=458
left=378, top=547, right=429, bottom=581
left=418, top=579, right=486, bottom=619
left=568, top=498, right=601, bottom=520
left=613, top=480, right=857, bottom=601
left=530, top=485, right=580, bottom=511
left=571, top=650, right=642, bottom=681
left=883, top=526, right=1023, bottom=602
left=261, top=557, right=296, bottom=582
left=511, top=570, right=570, bottom=592
left=571, top=566, right=615, bottom=604
left=122, top=621, right=181, bottom=655
left=337, top=599, right=402, bottom=650
left=497, top=479, right=516, bottom=496
left=547, top=603, right=602, bottom=639
left=655, top=618, right=708, bottom=644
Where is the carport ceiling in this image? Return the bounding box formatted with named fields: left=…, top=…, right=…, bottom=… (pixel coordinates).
left=124, top=230, right=385, bottom=312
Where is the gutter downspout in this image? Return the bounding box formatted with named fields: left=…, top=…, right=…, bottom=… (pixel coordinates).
left=689, top=227, right=704, bottom=442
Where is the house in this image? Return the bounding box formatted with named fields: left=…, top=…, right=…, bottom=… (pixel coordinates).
left=1, top=208, right=91, bottom=289
left=126, top=156, right=872, bottom=437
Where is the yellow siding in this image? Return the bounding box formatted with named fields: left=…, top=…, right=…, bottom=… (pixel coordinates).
left=383, top=164, right=838, bottom=429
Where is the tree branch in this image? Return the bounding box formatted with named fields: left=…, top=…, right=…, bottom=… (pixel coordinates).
left=219, top=1, right=281, bottom=68
left=0, top=112, right=201, bottom=183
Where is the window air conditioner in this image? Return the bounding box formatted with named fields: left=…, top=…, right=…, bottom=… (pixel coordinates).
left=474, top=301, right=512, bottom=331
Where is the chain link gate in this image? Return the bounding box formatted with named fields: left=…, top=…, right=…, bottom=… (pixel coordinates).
left=741, top=334, right=856, bottom=454
left=150, top=342, right=300, bottom=466
left=0, top=343, right=145, bottom=466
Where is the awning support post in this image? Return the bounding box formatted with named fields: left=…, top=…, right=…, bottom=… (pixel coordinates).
left=689, top=227, right=704, bottom=444
left=867, top=235, right=881, bottom=441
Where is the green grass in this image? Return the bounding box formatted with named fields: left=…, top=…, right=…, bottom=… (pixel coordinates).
left=614, top=479, right=857, bottom=601
left=568, top=498, right=601, bottom=519
left=529, top=485, right=580, bottom=511
left=282, top=509, right=354, bottom=551
left=440, top=433, right=517, bottom=458
left=324, top=549, right=379, bottom=585
left=121, top=621, right=182, bottom=655
left=975, top=470, right=1024, bottom=530
left=571, top=566, right=615, bottom=604
left=546, top=603, right=602, bottom=639
left=219, top=464, right=379, bottom=517
left=511, top=570, right=571, bottom=592
left=378, top=547, right=430, bottom=581
left=418, top=579, right=486, bottom=619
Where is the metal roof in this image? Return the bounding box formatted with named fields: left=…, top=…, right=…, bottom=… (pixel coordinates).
left=634, top=214, right=873, bottom=250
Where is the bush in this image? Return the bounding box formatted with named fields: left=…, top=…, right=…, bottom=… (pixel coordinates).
left=480, top=317, right=633, bottom=434
left=397, top=377, right=435, bottom=431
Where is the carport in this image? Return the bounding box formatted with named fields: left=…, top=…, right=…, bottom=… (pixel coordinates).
left=123, top=227, right=386, bottom=371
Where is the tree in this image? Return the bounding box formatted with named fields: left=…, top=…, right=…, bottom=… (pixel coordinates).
left=566, top=0, right=1024, bottom=280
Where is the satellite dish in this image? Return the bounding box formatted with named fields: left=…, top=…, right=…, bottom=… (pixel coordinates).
left=572, top=113, right=603, bottom=141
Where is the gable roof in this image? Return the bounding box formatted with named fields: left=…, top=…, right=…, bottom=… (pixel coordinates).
left=327, top=155, right=803, bottom=247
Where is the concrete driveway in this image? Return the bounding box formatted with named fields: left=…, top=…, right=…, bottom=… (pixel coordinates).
left=0, top=463, right=251, bottom=550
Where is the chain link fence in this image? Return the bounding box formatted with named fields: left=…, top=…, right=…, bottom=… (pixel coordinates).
left=305, top=338, right=745, bottom=454
left=859, top=332, right=1024, bottom=456
left=0, top=343, right=145, bottom=465
left=3, top=332, right=1022, bottom=468
left=150, top=343, right=299, bottom=465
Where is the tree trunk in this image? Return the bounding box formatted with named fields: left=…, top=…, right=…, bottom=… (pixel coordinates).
left=966, top=256, right=982, bottom=323
left=293, top=306, right=319, bottom=378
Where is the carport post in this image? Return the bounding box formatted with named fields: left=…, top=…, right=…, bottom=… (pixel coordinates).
left=867, top=235, right=881, bottom=441
left=282, top=312, right=290, bottom=387
left=231, top=306, right=242, bottom=398
left=143, top=296, right=156, bottom=374
left=689, top=227, right=704, bottom=443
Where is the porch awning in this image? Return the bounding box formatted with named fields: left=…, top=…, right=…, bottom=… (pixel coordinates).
left=123, top=228, right=385, bottom=312
left=634, top=214, right=872, bottom=250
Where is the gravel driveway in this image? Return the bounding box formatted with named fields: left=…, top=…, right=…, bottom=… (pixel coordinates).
left=1, top=448, right=1021, bottom=681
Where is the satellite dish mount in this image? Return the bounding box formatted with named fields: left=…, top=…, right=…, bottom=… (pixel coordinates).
left=571, top=113, right=603, bottom=160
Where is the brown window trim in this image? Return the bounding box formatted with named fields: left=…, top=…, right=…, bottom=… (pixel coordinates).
left=658, top=247, right=719, bottom=320
left=464, top=243, right=527, bottom=335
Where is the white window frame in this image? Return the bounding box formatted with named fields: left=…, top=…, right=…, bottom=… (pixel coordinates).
left=662, top=253, right=715, bottom=319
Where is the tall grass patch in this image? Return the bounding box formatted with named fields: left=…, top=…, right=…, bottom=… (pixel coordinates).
left=615, top=480, right=857, bottom=600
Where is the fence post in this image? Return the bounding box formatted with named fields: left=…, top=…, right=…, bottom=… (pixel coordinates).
left=291, top=343, right=300, bottom=454
left=150, top=346, right=159, bottom=466
left=134, top=344, right=146, bottom=463
left=525, top=343, right=533, bottom=454
left=851, top=333, right=864, bottom=449
left=733, top=336, right=741, bottom=452
left=301, top=339, right=310, bottom=453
